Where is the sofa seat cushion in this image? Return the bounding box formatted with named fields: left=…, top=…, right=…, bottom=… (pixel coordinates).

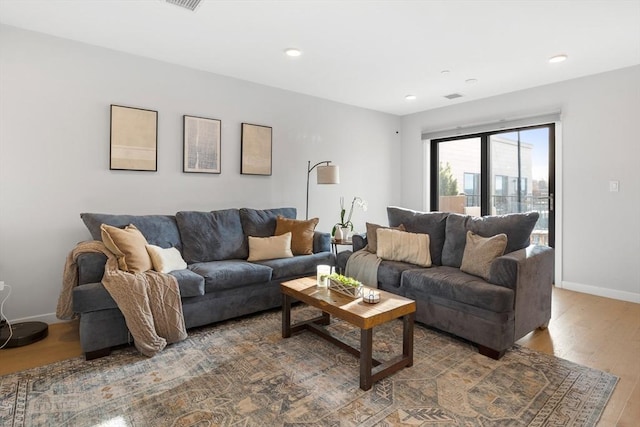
left=401, top=267, right=514, bottom=313
left=73, top=269, right=205, bottom=313
left=177, top=209, right=248, bottom=263
left=169, top=269, right=206, bottom=297
left=254, top=252, right=333, bottom=279
left=387, top=207, right=448, bottom=266
left=81, top=213, right=182, bottom=251
left=189, top=260, right=273, bottom=293
left=377, top=260, right=423, bottom=292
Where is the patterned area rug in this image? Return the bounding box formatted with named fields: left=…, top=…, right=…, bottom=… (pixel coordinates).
left=1, top=306, right=617, bottom=426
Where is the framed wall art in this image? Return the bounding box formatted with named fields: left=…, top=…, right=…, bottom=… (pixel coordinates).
left=241, top=123, right=272, bottom=176
left=183, top=115, right=221, bottom=174
left=110, top=104, right=158, bottom=171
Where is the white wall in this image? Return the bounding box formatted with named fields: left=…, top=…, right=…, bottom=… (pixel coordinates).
left=401, top=66, right=640, bottom=303
left=0, top=25, right=401, bottom=322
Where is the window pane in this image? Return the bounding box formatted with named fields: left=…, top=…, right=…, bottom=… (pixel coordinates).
left=490, top=128, right=550, bottom=245
left=437, top=138, right=481, bottom=214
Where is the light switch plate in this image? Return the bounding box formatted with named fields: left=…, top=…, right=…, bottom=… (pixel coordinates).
left=609, top=180, right=620, bottom=192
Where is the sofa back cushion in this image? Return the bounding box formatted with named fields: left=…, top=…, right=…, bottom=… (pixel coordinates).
left=386, top=207, right=449, bottom=266
left=81, top=213, right=182, bottom=250
left=239, top=207, right=296, bottom=237
left=441, top=211, right=539, bottom=268
left=176, top=209, right=247, bottom=263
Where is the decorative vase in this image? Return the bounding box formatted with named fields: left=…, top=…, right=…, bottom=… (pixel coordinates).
left=341, top=227, right=350, bottom=240
left=334, top=227, right=344, bottom=240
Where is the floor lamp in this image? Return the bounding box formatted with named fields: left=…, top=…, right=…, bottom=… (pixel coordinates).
left=306, top=160, right=340, bottom=219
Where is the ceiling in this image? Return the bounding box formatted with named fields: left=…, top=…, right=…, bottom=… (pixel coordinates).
left=1, top=0, right=639, bottom=116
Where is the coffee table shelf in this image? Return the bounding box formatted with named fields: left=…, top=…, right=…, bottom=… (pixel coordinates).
left=280, top=276, right=416, bottom=390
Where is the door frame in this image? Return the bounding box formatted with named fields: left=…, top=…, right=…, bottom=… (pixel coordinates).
left=429, top=123, right=556, bottom=247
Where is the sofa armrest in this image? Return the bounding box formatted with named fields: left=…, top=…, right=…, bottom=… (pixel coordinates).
left=313, top=231, right=331, bottom=253
left=489, top=245, right=554, bottom=339
left=77, top=252, right=107, bottom=285
left=352, top=234, right=368, bottom=252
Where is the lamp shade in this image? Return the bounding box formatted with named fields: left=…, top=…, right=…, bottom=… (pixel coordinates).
left=316, top=165, right=340, bottom=184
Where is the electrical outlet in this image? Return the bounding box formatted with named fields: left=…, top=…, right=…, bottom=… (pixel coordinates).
left=0, top=281, right=5, bottom=291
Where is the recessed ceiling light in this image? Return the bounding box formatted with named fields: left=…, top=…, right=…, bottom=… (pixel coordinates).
left=405, top=95, right=417, bottom=101
left=284, top=48, right=302, bottom=57
left=465, top=78, right=478, bottom=84
left=549, top=54, right=568, bottom=63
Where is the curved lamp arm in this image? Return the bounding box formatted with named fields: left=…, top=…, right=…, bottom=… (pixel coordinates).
left=306, top=160, right=338, bottom=219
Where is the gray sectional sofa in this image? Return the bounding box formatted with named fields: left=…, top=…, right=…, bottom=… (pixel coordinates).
left=337, top=206, right=554, bottom=359
left=71, top=207, right=334, bottom=359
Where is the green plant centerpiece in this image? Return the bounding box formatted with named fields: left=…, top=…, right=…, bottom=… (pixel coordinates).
left=327, top=273, right=363, bottom=298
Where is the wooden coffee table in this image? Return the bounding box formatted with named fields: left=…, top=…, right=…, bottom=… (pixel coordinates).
left=280, top=276, right=416, bottom=390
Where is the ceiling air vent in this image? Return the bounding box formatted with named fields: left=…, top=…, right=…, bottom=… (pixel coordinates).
left=165, top=0, right=202, bottom=11
left=444, top=93, right=463, bottom=100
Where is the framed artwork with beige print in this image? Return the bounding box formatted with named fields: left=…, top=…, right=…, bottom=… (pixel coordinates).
left=241, top=123, right=272, bottom=176
left=109, top=104, right=158, bottom=171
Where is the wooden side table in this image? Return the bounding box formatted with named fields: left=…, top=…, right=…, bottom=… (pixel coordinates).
left=331, top=237, right=352, bottom=256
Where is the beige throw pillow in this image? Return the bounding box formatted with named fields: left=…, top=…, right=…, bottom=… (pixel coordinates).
left=247, top=232, right=294, bottom=261
left=460, top=231, right=508, bottom=280
left=274, top=216, right=318, bottom=255
left=100, top=224, right=152, bottom=273
left=145, top=245, right=187, bottom=273
left=376, top=228, right=432, bottom=267
left=365, top=222, right=406, bottom=253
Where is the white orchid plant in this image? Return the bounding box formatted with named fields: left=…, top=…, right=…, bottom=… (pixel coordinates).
left=333, top=196, right=368, bottom=235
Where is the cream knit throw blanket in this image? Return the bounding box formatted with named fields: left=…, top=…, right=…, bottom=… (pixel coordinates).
left=57, top=240, right=187, bottom=357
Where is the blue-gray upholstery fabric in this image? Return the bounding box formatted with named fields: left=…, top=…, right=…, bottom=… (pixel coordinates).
left=77, top=252, right=108, bottom=285
left=377, top=260, right=421, bottom=293
left=254, top=252, right=333, bottom=279
left=176, top=209, right=248, bottom=263
left=239, top=207, right=296, bottom=237
left=386, top=207, right=449, bottom=266
left=401, top=267, right=515, bottom=313
left=77, top=254, right=203, bottom=297
left=188, top=260, right=272, bottom=292
left=313, top=232, right=331, bottom=253
left=73, top=282, right=118, bottom=312
left=80, top=213, right=183, bottom=250
left=352, top=234, right=367, bottom=252
left=168, top=269, right=205, bottom=297
left=74, top=268, right=205, bottom=313
left=441, top=212, right=539, bottom=268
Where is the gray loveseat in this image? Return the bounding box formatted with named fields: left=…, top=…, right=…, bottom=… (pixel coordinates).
left=71, top=207, right=334, bottom=359
left=337, top=206, right=554, bottom=359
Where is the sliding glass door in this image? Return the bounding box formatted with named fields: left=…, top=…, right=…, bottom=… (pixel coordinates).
left=431, top=124, right=555, bottom=247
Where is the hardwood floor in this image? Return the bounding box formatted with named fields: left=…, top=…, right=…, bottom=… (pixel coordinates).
left=1, top=288, right=638, bottom=426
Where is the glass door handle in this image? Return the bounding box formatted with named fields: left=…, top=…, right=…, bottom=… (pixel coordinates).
left=549, top=193, right=554, bottom=212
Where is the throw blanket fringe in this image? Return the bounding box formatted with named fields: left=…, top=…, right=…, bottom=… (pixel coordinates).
left=345, top=249, right=381, bottom=288
left=57, top=241, right=187, bottom=357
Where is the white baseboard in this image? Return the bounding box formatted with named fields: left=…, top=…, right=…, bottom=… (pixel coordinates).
left=560, top=281, right=640, bottom=304
left=8, top=312, right=63, bottom=325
